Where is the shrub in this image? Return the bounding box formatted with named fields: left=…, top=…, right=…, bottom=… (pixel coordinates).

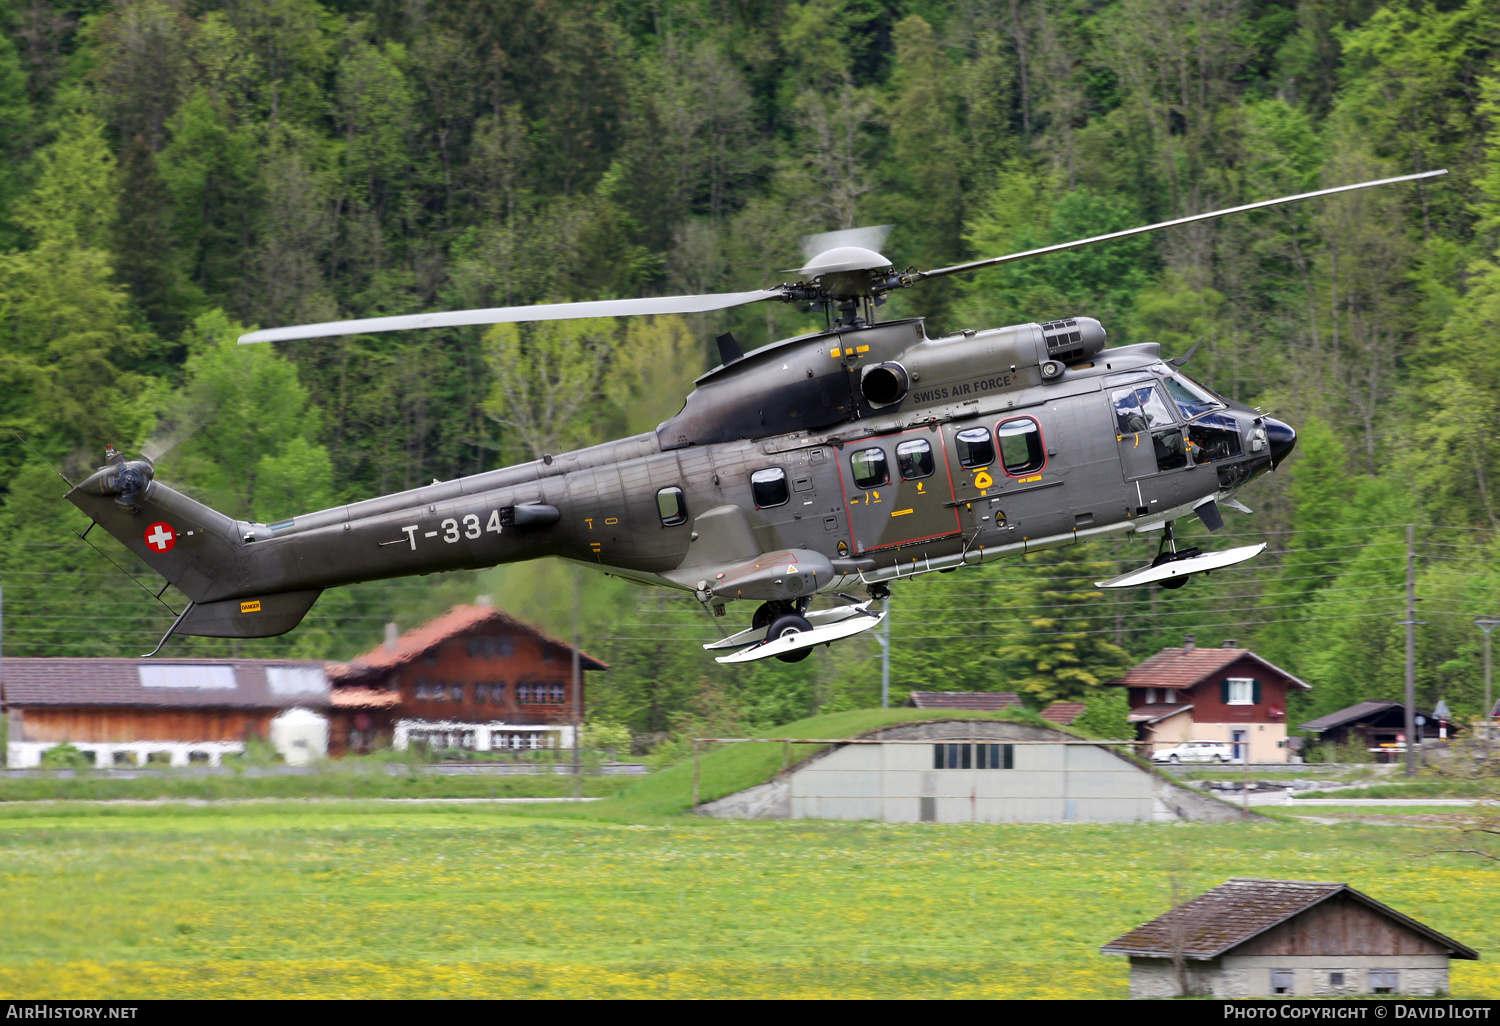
left=40, top=742, right=92, bottom=770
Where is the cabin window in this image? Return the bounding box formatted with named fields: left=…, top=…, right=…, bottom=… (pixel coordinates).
left=850, top=448, right=889, bottom=489
left=955, top=428, right=994, bottom=468
left=1163, top=373, right=1224, bottom=419
left=656, top=486, right=688, bottom=526
left=996, top=417, right=1045, bottom=476
left=1369, top=970, right=1398, bottom=994
left=751, top=467, right=789, bottom=508
left=1187, top=413, right=1243, bottom=463
left=1225, top=678, right=1256, bottom=705
left=1272, top=970, right=1294, bottom=995
left=895, top=439, right=934, bottom=480
left=1153, top=428, right=1189, bottom=471
left=933, top=743, right=1013, bottom=769
left=1111, top=385, right=1175, bottom=434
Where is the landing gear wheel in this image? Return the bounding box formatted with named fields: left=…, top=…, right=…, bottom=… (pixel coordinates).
left=1151, top=549, right=1196, bottom=590
left=767, top=613, right=813, bottom=663
left=752, top=601, right=798, bottom=630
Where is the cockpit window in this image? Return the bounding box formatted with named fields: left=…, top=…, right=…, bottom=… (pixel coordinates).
left=1163, top=374, right=1223, bottom=420
left=1187, top=412, right=1243, bottom=463
left=751, top=468, right=789, bottom=508
left=1112, top=386, right=1174, bottom=434
left=850, top=447, right=889, bottom=489
left=895, top=439, right=934, bottom=480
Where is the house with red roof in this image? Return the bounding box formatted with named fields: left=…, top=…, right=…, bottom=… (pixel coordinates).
left=327, top=598, right=607, bottom=756
left=1105, top=635, right=1311, bottom=763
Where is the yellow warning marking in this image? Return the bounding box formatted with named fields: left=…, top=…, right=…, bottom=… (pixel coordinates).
left=240, top=600, right=261, bottom=614
left=916, top=482, right=925, bottom=493
left=891, top=508, right=914, bottom=517
left=585, top=518, right=594, bottom=529
left=830, top=347, right=841, bottom=358
left=974, top=471, right=994, bottom=489
left=1019, top=474, right=1042, bottom=483
left=605, top=517, right=619, bottom=525
left=786, top=564, right=798, bottom=573
left=856, top=345, right=869, bottom=353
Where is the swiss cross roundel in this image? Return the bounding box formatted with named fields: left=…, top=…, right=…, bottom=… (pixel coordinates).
left=144, top=521, right=177, bottom=553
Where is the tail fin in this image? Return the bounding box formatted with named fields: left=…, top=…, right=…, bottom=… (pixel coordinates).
left=67, top=460, right=320, bottom=639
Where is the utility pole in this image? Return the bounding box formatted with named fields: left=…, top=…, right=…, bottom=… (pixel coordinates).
left=1403, top=525, right=1419, bottom=778
left=874, top=597, right=891, bottom=708
left=571, top=567, right=582, bottom=801
left=1476, top=617, right=1500, bottom=739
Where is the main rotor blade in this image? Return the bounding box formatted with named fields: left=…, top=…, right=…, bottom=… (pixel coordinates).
left=914, top=169, right=1448, bottom=282
left=237, top=289, right=784, bottom=344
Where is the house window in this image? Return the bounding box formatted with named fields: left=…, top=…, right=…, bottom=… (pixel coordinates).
left=1143, top=687, right=1157, bottom=705
left=751, top=468, right=789, bottom=508
left=1225, top=678, right=1256, bottom=705
left=475, top=684, right=489, bottom=703
left=1271, top=969, right=1294, bottom=995
left=1329, top=972, right=1345, bottom=988
left=1369, top=969, right=1398, bottom=994
left=656, top=486, right=688, bottom=526
left=933, top=743, right=1013, bottom=769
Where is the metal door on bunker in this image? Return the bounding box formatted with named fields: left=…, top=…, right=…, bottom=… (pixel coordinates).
left=837, top=429, right=960, bottom=555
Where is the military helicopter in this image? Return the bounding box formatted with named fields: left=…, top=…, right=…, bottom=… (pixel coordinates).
left=68, top=170, right=1444, bottom=662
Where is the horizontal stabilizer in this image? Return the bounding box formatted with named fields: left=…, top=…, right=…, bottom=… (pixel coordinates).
left=1094, top=543, right=1266, bottom=589
left=703, top=602, right=875, bottom=651
left=714, top=607, right=884, bottom=664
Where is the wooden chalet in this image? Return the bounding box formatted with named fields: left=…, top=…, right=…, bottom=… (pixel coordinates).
left=2, top=658, right=330, bottom=767
left=327, top=600, right=608, bottom=756
left=1102, top=878, right=1477, bottom=999
left=1106, top=636, right=1311, bottom=762
left=1299, top=700, right=1451, bottom=757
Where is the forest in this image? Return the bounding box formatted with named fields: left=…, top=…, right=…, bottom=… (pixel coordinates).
left=1, top=0, right=1498, bottom=748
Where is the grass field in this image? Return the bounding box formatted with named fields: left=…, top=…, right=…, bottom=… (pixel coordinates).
left=1, top=802, right=1496, bottom=999
left=0, top=769, right=637, bottom=802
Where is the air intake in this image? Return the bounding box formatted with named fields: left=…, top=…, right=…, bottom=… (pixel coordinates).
left=1040, top=316, right=1107, bottom=364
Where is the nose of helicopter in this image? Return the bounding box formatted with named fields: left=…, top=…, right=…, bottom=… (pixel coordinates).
left=1265, top=417, right=1296, bottom=469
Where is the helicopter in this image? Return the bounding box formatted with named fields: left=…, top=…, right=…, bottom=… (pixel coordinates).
left=67, top=170, right=1444, bottom=662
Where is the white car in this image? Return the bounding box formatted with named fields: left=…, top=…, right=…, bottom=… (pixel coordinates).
left=1151, top=740, right=1237, bottom=764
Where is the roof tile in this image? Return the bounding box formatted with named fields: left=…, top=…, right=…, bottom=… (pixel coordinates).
left=904, top=691, right=1022, bottom=710
left=331, top=604, right=607, bottom=680
left=1, top=658, right=329, bottom=709
left=1100, top=878, right=1478, bottom=960
left=1109, top=647, right=1311, bottom=691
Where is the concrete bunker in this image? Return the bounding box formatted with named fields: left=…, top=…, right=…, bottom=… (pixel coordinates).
left=696, top=719, right=1247, bottom=823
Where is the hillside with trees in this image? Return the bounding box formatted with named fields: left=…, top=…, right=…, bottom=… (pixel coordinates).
left=2, top=0, right=1498, bottom=743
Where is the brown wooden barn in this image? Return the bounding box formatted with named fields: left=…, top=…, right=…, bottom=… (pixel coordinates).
left=326, top=600, right=608, bottom=756
left=2, top=658, right=330, bottom=767
left=1101, top=878, right=1478, bottom=998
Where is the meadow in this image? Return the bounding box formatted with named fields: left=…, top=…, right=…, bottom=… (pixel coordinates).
left=0, top=802, right=1495, bottom=999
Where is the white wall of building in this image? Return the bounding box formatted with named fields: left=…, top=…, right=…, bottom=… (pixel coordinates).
left=7, top=740, right=246, bottom=769
left=788, top=740, right=1156, bottom=823
left=392, top=718, right=574, bottom=752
